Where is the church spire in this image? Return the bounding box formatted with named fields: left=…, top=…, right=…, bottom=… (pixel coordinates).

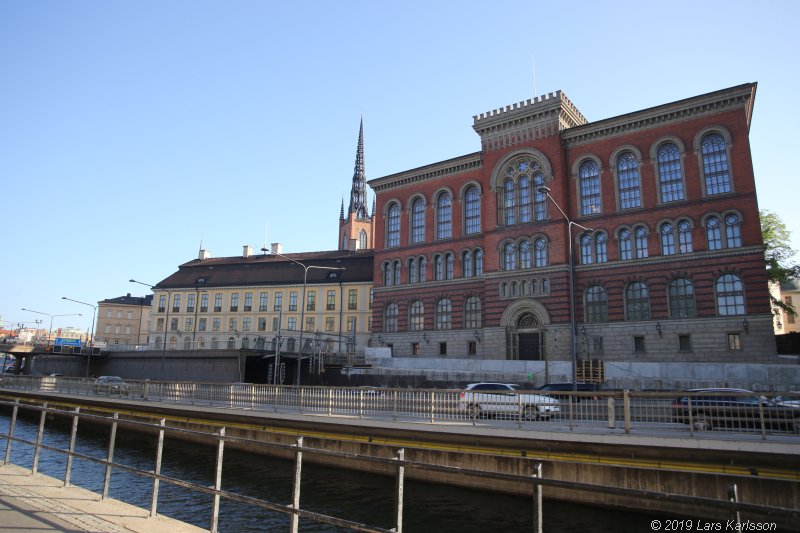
left=347, top=118, right=369, bottom=220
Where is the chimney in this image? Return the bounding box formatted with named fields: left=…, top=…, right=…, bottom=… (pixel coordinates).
left=243, top=245, right=254, bottom=258
left=199, top=249, right=211, bottom=260
left=270, top=243, right=283, bottom=255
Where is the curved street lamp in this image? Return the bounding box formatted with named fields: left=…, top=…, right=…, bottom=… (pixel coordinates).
left=21, top=308, right=82, bottom=348
left=261, top=248, right=345, bottom=385
left=61, top=297, right=97, bottom=378
left=537, top=186, right=593, bottom=391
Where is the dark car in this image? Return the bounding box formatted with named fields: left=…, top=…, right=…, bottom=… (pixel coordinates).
left=672, top=388, right=799, bottom=433
left=93, top=376, right=131, bottom=396
left=537, top=382, right=599, bottom=402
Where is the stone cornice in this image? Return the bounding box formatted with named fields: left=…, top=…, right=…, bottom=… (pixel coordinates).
left=563, top=83, right=757, bottom=148
left=575, top=245, right=765, bottom=276
left=368, top=152, right=483, bottom=192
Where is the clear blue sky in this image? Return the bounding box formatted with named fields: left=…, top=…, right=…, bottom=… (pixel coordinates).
left=2, top=0, right=798, bottom=334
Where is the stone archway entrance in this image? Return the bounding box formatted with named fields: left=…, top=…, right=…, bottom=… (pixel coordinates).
left=516, top=312, right=541, bottom=361
left=499, top=300, right=550, bottom=361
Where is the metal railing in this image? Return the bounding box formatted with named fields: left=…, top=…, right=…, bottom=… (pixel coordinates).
left=1, top=376, right=799, bottom=439
left=1, top=399, right=795, bottom=533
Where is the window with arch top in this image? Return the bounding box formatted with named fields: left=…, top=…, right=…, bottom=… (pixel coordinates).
left=436, top=192, right=452, bottom=239
left=387, top=203, right=400, bottom=248
left=579, top=160, right=601, bottom=215
left=716, top=273, right=745, bottom=315
left=617, top=152, right=641, bottom=209
left=464, top=185, right=481, bottom=235
left=701, top=133, right=731, bottom=195
left=411, top=198, right=425, bottom=244
left=657, top=143, right=684, bottom=202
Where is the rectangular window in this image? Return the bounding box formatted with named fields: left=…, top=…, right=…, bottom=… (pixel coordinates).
left=259, top=292, right=268, bottom=312
left=325, top=317, right=335, bottom=332
left=229, top=318, right=237, bottom=332
left=172, top=294, right=181, bottom=313
left=590, top=336, right=603, bottom=355
left=347, top=317, right=357, bottom=332
left=125, top=325, right=131, bottom=335
left=439, top=342, right=447, bottom=356
left=230, top=293, right=239, bottom=312
left=200, top=293, right=209, bottom=312
left=289, top=292, right=298, bottom=311
left=212, top=318, right=221, bottom=332
left=127, top=311, right=133, bottom=320
left=288, top=318, right=296, bottom=330
left=274, top=292, right=283, bottom=311
left=198, top=318, right=207, bottom=332
left=257, top=317, right=267, bottom=331
left=305, top=317, right=315, bottom=331
left=244, top=292, right=252, bottom=312
left=348, top=289, right=358, bottom=310
left=214, top=294, right=222, bottom=312
left=678, top=334, right=692, bottom=352
left=272, top=317, right=280, bottom=331
left=156, top=317, right=164, bottom=331
left=727, top=333, right=742, bottom=350
left=468, top=341, right=477, bottom=355
left=170, top=318, right=178, bottom=331
left=187, top=293, right=196, bottom=313
left=185, top=318, right=193, bottom=331
left=327, top=290, right=336, bottom=310
left=307, top=291, right=316, bottom=311
left=243, top=317, right=251, bottom=332
left=158, top=295, right=166, bottom=313
left=633, top=336, right=645, bottom=353
left=412, top=342, right=420, bottom=355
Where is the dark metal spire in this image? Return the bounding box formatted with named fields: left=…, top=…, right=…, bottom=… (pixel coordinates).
left=348, top=118, right=369, bottom=220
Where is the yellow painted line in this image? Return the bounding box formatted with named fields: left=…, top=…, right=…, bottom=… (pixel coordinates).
left=3, top=394, right=798, bottom=482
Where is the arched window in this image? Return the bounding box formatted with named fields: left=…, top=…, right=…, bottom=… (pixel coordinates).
left=475, top=249, right=484, bottom=276
left=462, top=250, right=473, bottom=278
left=434, top=254, right=445, bottom=280
left=678, top=220, right=692, bottom=253
left=464, top=186, right=481, bottom=235
left=198, top=337, right=206, bottom=349
left=519, top=240, right=532, bottom=269
left=358, top=230, right=367, bottom=250
left=445, top=253, right=454, bottom=280
left=504, top=243, right=516, bottom=270
left=585, top=286, right=608, bottom=323
left=519, top=176, right=532, bottom=223
left=436, top=192, right=452, bottom=239
left=411, top=198, right=425, bottom=244
left=580, top=234, right=593, bottom=264
left=383, top=261, right=393, bottom=287
left=619, top=229, right=632, bottom=260
left=409, top=301, right=425, bottom=331
left=625, top=282, right=650, bottom=321
left=635, top=226, right=649, bottom=258
left=706, top=216, right=722, bottom=250
left=418, top=257, right=427, bottom=283
left=409, top=258, right=418, bottom=284
left=341, top=234, right=348, bottom=250
left=534, top=238, right=548, bottom=267
left=464, top=296, right=481, bottom=328
left=716, top=274, right=745, bottom=315
left=617, top=152, right=641, bottom=209
left=725, top=214, right=742, bottom=248
left=701, top=133, right=730, bottom=195
left=669, top=278, right=697, bottom=319
left=436, top=299, right=452, bottom=330
left=579, top=160, right=601, bottom=215
left=595, top=233, right=607, bottom=263
left=533, top=173, right=547, bottom=221
left=384, top=303, right=398, bottom=332
left=393, top=260, right=401, bottom=286
left=503, top=179, right=516, bottom=225
left=660, top=223, right=675, bottom=255
left=241, top=337, right=250, bottom=349
left=387, top=203, right=400, bottom=247
left=657, top=143, right=684, bottom=202
left=227, top=337, right=235, bottom=349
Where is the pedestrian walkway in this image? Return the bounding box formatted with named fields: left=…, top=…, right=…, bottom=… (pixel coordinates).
left=0, top=463, right=204, bottom=532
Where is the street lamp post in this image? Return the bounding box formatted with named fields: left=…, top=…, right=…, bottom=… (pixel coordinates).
left=261, top=248, right=345, bottom=385
left=61, top=297, right=98, bottom=378
left=21, top=309, right=82, bottom=349
left=537, top=186, right=593, bottom=391
left=130, top=279, right=171, bottom=377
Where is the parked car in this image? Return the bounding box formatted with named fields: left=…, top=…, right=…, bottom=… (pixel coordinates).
left=671, top=388, right=799, bottom=433
left=458, top=382, right=560, bottom=420
left=773, top=394, right=800, bottom=409
left=537, top=382, right=599, bottom=402
left=93, top=376, right=131, bottom=396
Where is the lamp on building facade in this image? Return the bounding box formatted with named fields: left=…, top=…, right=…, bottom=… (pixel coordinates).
left=537, top=186, right=593, bottom=392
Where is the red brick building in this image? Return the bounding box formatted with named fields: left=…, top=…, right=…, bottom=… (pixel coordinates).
left=368, top=83, right=775, bottom=364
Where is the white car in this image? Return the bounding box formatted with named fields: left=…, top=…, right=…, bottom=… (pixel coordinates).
left=459, top=382, right=560, bottom=420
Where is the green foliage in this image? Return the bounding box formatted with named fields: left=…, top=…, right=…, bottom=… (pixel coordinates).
left=760, top=210, right=799, bottom=317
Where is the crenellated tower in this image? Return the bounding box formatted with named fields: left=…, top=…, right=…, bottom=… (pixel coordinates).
left=339, top=118, right=374, bottom=250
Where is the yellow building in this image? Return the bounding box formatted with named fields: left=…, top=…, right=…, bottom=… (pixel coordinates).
left=95, top=294, right=152, bottom=347
left=149, top=245, right=374, bottom=359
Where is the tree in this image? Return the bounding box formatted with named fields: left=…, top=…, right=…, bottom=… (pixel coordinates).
left=760, top=210, right=799, bottom=317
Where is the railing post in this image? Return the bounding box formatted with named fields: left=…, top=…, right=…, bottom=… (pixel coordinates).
left=299, top=387, right=305, bottom=414
left=728, top=483, right=741, bottom=529
left=607, top=397, right=615, bottom=429
left=532, top=462, right=543, bottom=533
left=102, top=412, right=119, bottom=499
left=687, top=396, right=695, bottom=436
left=757, top=397, right=767, bottom=440
left=290, top=436, right=304, bottom=533
left=430, top=391, right=435, bottom=424
left=64, top=407, right=80, bottom=486
left=4, top=399, right=19, bottom=465
left=394, top=448, right=405, bottom=533
left=359, top=389, right=364, bottom=419
left=150, top=418, right=166, bottom=517
left=623, top=390, right=631, bottom=434
left=393, top=390, right=398, bottom=422
left=210, top=427, right=226, bottom=533
left=568, top=396, right=575, bottom=431
left=517, top=393, right=523, bottom=428
left=32, top=402, right=48, bottom=476
left=328, top=388, right=333, bottom=417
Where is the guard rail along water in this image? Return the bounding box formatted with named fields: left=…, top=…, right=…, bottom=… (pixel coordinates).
left=2, top=399, right=796, bottom=533
left=2, top=375, right=799, bottom=438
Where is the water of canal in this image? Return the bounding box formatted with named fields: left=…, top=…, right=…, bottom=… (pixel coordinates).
left=0, top=410, right=724, bottom=533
